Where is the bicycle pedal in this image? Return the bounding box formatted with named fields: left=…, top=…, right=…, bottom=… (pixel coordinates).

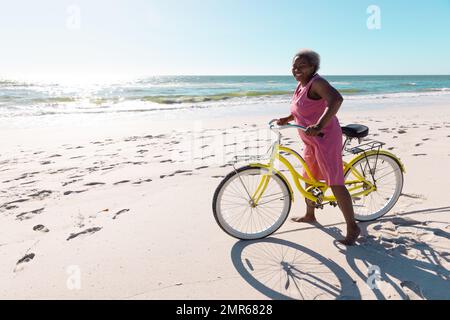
left=311, top=188, right=323, bottom=197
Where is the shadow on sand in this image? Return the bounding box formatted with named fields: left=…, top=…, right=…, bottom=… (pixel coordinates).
left=231, top=238, right=361, bottom=300
left=231, top=206, right=450, bottom=300
left=314, top=207, right=450, bottom=300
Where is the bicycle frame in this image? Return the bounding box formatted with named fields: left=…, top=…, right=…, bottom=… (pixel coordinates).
left=248, top=140, right=376, bottom=206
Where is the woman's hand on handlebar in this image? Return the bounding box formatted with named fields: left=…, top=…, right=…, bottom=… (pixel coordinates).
left=276, top=116, right=293, bottom=126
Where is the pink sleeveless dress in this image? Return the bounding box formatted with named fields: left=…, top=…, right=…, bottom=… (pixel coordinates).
left=290, top=74, right=345, bottom=186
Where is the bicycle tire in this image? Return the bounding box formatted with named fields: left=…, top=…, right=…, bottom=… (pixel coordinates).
left=344, top=154, right=404, bottom=222
left=212, top=165, right=292, bottom=240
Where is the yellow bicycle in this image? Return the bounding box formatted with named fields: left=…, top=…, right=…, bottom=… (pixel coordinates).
left=213, top=120, right=406, bottom=240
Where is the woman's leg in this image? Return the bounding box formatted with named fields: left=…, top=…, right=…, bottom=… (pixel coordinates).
left=330, top=185, right=361, bottom=245
left=291, top=183, right=317, bottom=223
left=292, top=142, right=320, bottom=223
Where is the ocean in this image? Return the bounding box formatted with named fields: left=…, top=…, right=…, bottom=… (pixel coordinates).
left=1, top=75, right=450, bottom=126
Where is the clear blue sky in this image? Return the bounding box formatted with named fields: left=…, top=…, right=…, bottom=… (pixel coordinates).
left=1, top=0, right=449, bottom=80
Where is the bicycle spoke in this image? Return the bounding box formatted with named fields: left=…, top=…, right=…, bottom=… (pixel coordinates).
left=375, top=169, right=401, bottom=182
left=257, top=194, right=287, bottom=206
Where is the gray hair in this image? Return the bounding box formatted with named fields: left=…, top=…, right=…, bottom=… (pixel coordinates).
left=293, top=49, right=321, bottom=73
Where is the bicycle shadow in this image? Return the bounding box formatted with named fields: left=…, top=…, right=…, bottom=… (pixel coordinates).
left=230, top=238, right=361, bottom=300
left=318, top=212, right=450, bottom=300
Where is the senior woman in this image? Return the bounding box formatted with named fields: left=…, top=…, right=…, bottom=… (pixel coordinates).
left=277, top=49, right=360, bottom=246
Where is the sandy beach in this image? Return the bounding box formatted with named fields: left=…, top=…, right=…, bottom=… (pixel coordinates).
left=2, top=0, right=450, bottom=303
left=1, top=99, right=450, bottom=300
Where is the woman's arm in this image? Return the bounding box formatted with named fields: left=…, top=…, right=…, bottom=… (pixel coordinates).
left=277, top=113, right=295, bottom=125
left=305, top=78, right=344, bottom=135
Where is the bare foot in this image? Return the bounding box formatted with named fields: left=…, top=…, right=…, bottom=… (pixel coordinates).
left=291, top=215, right=317, bottom=224
left=338, top=225, right=361, bottom=246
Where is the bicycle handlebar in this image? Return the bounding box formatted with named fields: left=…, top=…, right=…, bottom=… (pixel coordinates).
left=268, top=119, right=325, bottom=138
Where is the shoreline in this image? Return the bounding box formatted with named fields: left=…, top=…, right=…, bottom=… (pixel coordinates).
left=2, top=95, right=449, bottom=150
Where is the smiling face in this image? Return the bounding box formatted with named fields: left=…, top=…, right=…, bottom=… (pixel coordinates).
left=292, top=56, right=316, bottom=83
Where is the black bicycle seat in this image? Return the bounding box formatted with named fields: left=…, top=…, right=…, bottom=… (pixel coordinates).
left=341, top=124, right=369, bottom=138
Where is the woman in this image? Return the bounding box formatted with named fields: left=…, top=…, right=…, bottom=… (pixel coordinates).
left=277, top=49, right=360, bottom=246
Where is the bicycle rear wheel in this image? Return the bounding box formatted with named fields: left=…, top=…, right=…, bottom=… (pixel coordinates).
left=213, top=165, right=292, bottom=240
left=344, top=154, right=403, bottom=222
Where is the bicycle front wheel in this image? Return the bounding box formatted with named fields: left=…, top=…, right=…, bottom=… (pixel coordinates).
left=212, top=165, right=292, bottom=240
left=344, top=153, right=404, bottom=222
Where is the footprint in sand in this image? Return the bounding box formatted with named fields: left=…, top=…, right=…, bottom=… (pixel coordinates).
left=33, top=225, right=50, bottom=233
left=1, top=198, right=29, bottom=209
left=13, top=173, right=33, bottom=181
left=112, top=209, right=130, bottom=220
left=391, top=217, right=425, bottom=227
left=132, top=179, right=153, bottom=185
left=397, top=130, right=407, bottom=134
left=67, top=227, right=102, bottom=241
left=84, top=182, right=106, bottom=186
left=29, top=190, right=53, bottom=200
left=412, top=153, right=427, bottom=157
left=14, top=253, right=35, bottom=272
left=168, top=170, right=193, bottom=177
left=68, top=175, right=84, bottom=179
left=101, top=166, right=116, bottom=171
left=195, top=166, right=209, bottom=170
left=212, top=175, right=225, bottom=179
left=64, top=190, right=88, bottom=196
left=400, top=281, right=425, bottom=300
left=114, top=180, right=131, bottom=185
left=62, top=179, right=82, bottom=187
left=16, top=208, right=45, bottom=221
left=415, top=143, right=423, bottom=147
left=20, top=180, right=37, bottom=186
left=49, top=167, right=78, bottom=175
